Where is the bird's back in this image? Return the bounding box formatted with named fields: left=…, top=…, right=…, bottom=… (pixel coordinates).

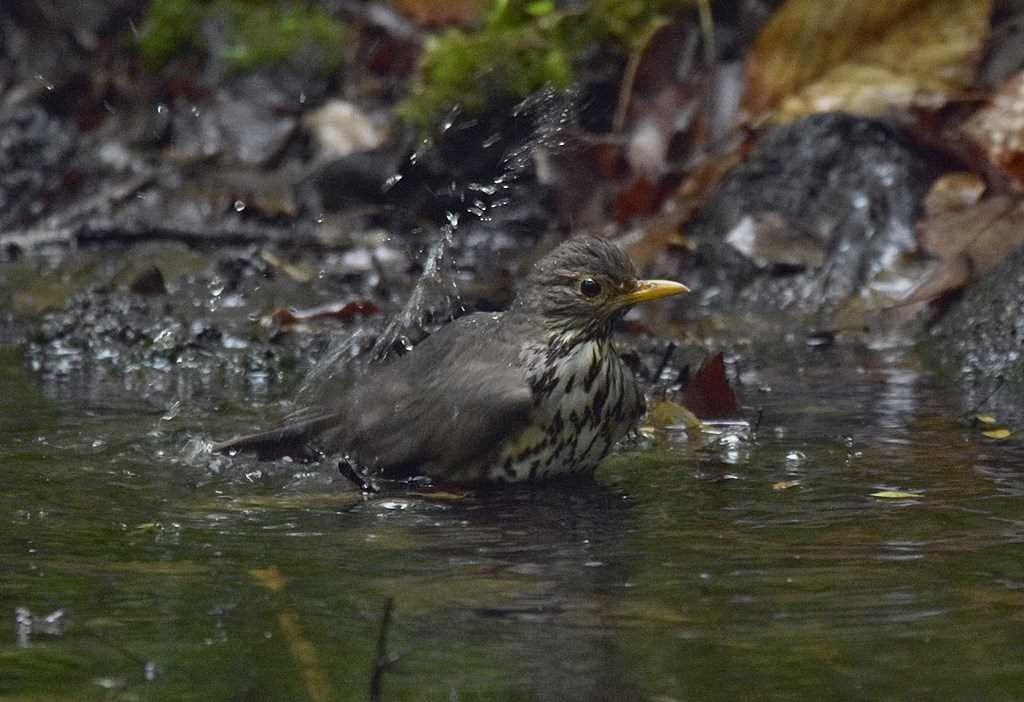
left=319, top=311, right=537, bottom=481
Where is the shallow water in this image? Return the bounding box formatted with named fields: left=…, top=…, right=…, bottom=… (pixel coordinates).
left=2, top=341, right=1024, bottom=701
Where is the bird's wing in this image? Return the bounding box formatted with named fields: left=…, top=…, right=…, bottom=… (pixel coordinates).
left=214, top=313, right=536, bottom=480
left=321, top=312, right=535, bottom=478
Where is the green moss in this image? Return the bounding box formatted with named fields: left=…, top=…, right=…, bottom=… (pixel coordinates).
left=400, top=0, right=701, bottom=131
left=139, top=0, right=349, bottom=72
left=139, top=0, right=206, bottom=68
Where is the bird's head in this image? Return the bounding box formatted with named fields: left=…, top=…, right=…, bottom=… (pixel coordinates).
left=514, top=236, right=688, bottom=345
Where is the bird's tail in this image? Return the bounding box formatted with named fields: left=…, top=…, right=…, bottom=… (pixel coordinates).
left=212, top=413, right=340, bottom=461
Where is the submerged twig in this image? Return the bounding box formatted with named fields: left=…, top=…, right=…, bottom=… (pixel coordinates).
left=339, top=458, right=379, bottom=493
left=368, top=597, right=397, bottom=702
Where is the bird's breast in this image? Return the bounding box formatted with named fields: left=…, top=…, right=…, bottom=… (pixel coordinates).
left=488, top=339, right=643, bottom=482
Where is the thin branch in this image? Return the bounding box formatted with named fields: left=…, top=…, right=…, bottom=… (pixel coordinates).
left=368, top=597, right=396, bottom=702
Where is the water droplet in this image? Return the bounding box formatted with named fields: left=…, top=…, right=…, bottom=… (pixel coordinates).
left=299, top=91, right=306, bottom=104
left=233, top=200, right=246, bottom=212
left=191, top=105, right=201, bottom=118
left=156, top=103, right=167, bottom=114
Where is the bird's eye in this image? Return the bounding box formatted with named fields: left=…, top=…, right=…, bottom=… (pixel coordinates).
left=579, top=277, right=602, bottom=298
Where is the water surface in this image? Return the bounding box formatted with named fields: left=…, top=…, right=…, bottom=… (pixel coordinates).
left=2, top=342, right=1023, bottom=701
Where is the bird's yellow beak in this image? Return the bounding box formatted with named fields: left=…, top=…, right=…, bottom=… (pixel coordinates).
left=615, top=279, right=689, bottom=308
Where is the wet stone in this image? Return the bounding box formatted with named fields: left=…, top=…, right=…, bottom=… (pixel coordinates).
left=689, top=113, right=937, bottom=313
left=926, top=244, right=1024, bottom=383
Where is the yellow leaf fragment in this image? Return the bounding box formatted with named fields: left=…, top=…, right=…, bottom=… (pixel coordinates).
left=250, top=566, right=288, bottom=593
left=772, top=480, right=801, bottom=491
left=745, top=0, right=991, bottom=120
left=982, top=428, right=1012, bottom=439
left=648, top=399, right=703, bottom=430
left=871, top=490, right=922, bottom=499
left=975, top=415, right=997, bottom=425
left=278, top=611, right=333, bottom=702
left=261, top=250, right=314, bottom=283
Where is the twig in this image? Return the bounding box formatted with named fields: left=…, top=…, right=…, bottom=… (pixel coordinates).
left=612, top=17, right=670, bottom=133
left=964, top=375, right=1007, bottom=419
left=339, top=458, right=379, bottom=493
left=369, top=597, right=397, bottom=702
left=652, top=341, right=677, bottom=383
left=751, top=407, right=764, bottom=435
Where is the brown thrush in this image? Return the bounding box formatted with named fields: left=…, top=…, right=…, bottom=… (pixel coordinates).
left=215, top=236, right=688, bottom=484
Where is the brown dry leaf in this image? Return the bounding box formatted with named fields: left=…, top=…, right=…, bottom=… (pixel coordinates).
left=962, top=72, right=1024, bottom=190
left=392, top=0, right=485, bottom=26
left=624, top=146, right=744, bottom=267
left=903, top=194, right=1024, bottom=304
left=922, top=171, right=987, bottom=217
left=745, top=0, right=991, bottom=120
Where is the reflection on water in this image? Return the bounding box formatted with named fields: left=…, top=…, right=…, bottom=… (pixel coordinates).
left=2, top=343, right=1024, bottom=700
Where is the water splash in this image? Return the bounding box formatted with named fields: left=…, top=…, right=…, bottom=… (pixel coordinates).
left=298, top=89, right=580, bottom=397
left=371, top=215, right=464, bottom=362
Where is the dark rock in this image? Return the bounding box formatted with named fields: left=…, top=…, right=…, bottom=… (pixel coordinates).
left=689, top=113, right=937, bottom=314
left=0, top=106, right=79, bottom=230
left=129, top=266, right=168, bottom=296
left=927, top=245, right=1024, bottom=383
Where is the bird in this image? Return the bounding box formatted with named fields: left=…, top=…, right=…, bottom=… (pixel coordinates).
left=214, top=236, right=688, bottom=484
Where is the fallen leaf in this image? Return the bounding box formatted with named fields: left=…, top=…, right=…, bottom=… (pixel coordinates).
left=648, top=399, right=703, bottom=430
left=745, top=0, right=991, bottom=120
left=269, top=300, right=381, bottom=328
left=975, top=414, right=998, bottom=425
left=962, top=71, right=1024, bottom=190
left=625, top=144, right=744, bottom=267
left=250, top=566, right=288, bottom=593
left=902, top=195, right=1024, bottom=305
left=772, top=480, right=800, bottom=491
left=392, top=0, right=485, bottom=26
left=682, top=352, right=740, bottom=419
left=723, top=212, right=826, bottom=270
left=261, top=251, right=314, bottom=283
left=871, top=490, right=922, bottom=499
left=922, top=172, right=987, bottom=218
left=982, top=428, right=1012, bottom=439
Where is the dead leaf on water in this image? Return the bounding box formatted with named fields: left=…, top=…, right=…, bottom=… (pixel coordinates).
left=277, top=611, right=333, bottom=702
left=648, top=399, right=703, bottom=430
left=772, top=480, right=801, bottom=491
left=250, top=566, right=288, bottom=593
left=982, top=428, right=1012, bottom=439
left=744, top=0, right=991, bottom=120
left=682, top=353, right=740, bottom=420
left=871, top=490, right=922, bottom=499
left=974, top=415, right=997, bottom=425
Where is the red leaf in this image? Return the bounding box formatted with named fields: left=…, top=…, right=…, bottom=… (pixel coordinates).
left=682, top=352, right=740, bottom=419
left=270, top=300, right=380, bottom=328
